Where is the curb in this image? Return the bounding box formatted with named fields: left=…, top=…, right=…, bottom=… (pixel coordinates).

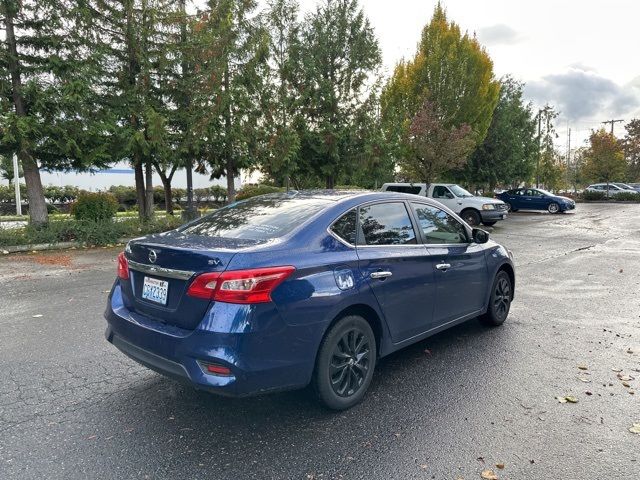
left=1, top=238, right=132, bottom=255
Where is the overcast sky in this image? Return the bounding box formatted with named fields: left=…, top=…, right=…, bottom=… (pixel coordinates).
left=291, top=0, right=640, bottom=148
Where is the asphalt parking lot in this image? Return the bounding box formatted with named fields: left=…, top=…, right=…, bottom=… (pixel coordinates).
left=1, top=203, right=639, bottom=480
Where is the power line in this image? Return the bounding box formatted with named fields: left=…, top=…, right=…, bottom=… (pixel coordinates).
left=602, top=118, right=624, bottom=135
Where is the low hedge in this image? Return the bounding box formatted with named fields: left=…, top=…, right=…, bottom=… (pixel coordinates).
left=236, top=184, right=285, bottom=200
left=580, top=190, right=640, bottom=202
left=0, top=216, right=183, bottom=248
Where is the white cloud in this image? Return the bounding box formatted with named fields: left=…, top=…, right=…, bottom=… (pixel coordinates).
left=477, top=24, right=524, bottom=45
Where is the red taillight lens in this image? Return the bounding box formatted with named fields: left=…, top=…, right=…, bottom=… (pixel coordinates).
left=186, top=266, right=295, bottom=304
left=204, top=363, right=232, bottom=376
left=117, top=252, right=129, bottom=280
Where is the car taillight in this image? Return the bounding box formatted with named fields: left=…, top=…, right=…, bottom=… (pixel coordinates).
left=117, top=252, right=129, bottom=280
left=186, top=266, right=295, bottom=304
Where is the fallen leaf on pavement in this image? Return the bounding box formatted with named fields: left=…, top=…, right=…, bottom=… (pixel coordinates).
left=32, top=314, right=43, bottom=318
left=629, top=424, right=640, bottom=434
left=622, top=382, right=631, bottom=388
left=496, top=463, right=505, bottom=469
left=612, top=367, right=623, bottom=372
left=617, top=374, right=634, bottom=381
left=577, top=376, right=591, bottom=383
left=556, top=396, right=578, bottom=403
left=577, top=365, right=588, bottom=370
left=481, top=469, right=498, bottom=480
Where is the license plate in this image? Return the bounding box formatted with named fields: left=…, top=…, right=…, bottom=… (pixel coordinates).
left=142, top=277, right=169, bottom=305
left=502, top=214, right=507, bottom=219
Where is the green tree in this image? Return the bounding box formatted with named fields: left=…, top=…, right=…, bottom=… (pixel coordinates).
left=1, top=0, right=110, bottom=226
left=296, top=0, right=382, bottom=188
left=582, top=128, right=626, bottom=191
left=382, top=2, right=500, bottom=176
left=262, top=0, right=302, bottom=188
left=190, top=0, right=270, bottom=203
left=623, top=118, right=640, bottom=181
left=469, top=77, right=538, bottom=189
left=400, top=100, right=474, bottom=183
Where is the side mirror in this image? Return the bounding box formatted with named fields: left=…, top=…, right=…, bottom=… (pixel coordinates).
left=472, top=228, right=489, bottom=244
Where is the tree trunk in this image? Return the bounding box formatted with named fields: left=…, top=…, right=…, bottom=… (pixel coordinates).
left=4, top=1, right=48, bottom=226
left=226, top=158, right=236, bottom=204
left=21, top=152, right=48, bottom=226
left=325, top=175, right=335, bottom=189
left=144, top=161, right=154, bottom=219
left=223, top=65, right=236, bottom=204
left=134, top=160, right=146, bottom=220
left=154, top=162, right=176, bottom=215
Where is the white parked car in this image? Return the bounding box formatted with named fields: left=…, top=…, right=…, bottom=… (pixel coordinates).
left=381, top=183, right=508, bottom=227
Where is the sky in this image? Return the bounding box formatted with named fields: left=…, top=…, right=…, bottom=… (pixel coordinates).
left=291, top=0, right=640, bottom=149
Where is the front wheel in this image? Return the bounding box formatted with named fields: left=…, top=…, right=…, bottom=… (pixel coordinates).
left=479, top=270, right=512, bottom=327
left=505, top=202, right=518, bottom=212
left=548, top=202, right=560, bottom=214
left=313, top=315, right=377, bottom=410
left=461, top=209, right=481, bottom=227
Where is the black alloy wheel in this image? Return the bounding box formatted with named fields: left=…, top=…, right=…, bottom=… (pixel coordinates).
left=314, top=315, right=376, bottom=410
left=479, top=270, right=512, bottom=326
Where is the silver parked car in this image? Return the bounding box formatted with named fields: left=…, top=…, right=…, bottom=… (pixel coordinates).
left=585, top=183, right=639, bottom=196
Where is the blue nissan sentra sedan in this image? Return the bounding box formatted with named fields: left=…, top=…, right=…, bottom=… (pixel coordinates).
left=105, top=191, right=515, bottom=410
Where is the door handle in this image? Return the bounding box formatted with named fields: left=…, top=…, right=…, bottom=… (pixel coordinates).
left=370, top=271, right=392, bottom=280
left=435, top=263, right=451, bottom=271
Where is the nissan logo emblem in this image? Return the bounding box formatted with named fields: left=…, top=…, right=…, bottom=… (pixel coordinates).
left=148, top=250, right=158, bottom=264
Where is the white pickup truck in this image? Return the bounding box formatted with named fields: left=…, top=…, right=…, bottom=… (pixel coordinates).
left=381, top=182, right=508, bottom=227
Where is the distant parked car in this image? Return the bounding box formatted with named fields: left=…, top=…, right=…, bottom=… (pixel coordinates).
left=496, top=188, right=576, bottom=213
left=585, top=183, right=639, bottom=196
left=380, top=182, right=508, bottom=227
left=626, top=183, right=640, bottom=192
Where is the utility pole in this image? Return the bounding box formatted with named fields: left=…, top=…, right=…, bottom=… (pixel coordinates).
left=602, top=119, right=624, bottom=135
left=537, top=109, right=542, bottom=188
left=12, top=153, right=22, bottom=216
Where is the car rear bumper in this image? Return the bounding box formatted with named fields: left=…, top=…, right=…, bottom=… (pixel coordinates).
left=104, top=283, right=317, bottom=397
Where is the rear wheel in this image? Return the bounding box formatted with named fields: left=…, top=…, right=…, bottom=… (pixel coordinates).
left=479, top=270, right=512, bottom=327
left=548, top=202, right=560, bottom=214
left=313, top=315, right=376, bottom=410
left=461, top=209, right=481, bottom=227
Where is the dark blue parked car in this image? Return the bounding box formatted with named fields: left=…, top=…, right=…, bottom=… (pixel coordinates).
left=105, top=191, right=515, bottom=410
left=496, top=188, right=575, bottom=213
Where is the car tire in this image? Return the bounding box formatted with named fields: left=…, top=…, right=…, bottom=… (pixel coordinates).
left=548, top=202, right=560, bottom=214
left=479, top=270, right=512, bottom=327
left=482, top=221, right=497, bottom=227
left=505, top=202, right=518, bottom=212
left=313, top=315, right=376, bottom=410
left=461, top=209, right=481, bottom=227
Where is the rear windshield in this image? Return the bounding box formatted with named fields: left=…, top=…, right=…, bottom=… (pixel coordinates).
left=384, top=185, right=422, bottom=194
left=179, top=195, right=332, bottom=241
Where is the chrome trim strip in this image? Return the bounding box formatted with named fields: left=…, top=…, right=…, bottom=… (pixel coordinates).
left=127, top=259, right=195, bottom=280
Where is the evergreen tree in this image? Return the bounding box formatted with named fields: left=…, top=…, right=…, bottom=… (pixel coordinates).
left=297, top=0, right=381, bottom=188
left=262, top=0, right=301, bottom=188
left=1, top=0, right=110, bottom=226
left=469, top=77, right=538, bottom=189
left=190, top=0, right=270, bottom=203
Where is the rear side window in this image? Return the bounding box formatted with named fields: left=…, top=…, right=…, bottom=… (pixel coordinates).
left=330, top=209, right=357, bottom=245
left=180, top=195, right=331, bottom=241
left=359, top=203, right=416, bottom=245
left=411, top=203, right=468, bottom=244
left=384, top=185, right=422, bottom=194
